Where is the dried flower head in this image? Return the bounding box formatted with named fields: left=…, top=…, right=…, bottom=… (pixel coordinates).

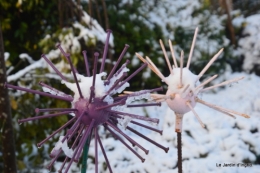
left=136, top=27, right=250, bottom=133
left=5, top=30, right=169, bottom=173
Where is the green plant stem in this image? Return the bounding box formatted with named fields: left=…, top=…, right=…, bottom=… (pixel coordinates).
left=81, top=133, right=92, bottom=173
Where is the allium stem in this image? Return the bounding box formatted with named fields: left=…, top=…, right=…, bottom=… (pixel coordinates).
left=82, top=50, right=90, bottom=77
left=81, top=129, right=93, bottom=173
left=18, top=111, right=73, bottom=124
left=100, top=29, right=112, bottom=73
left=37, top=116, right=76, bottom=148
left=107, top=44, right=129, bottom=81
left=96, top=131, right=113, bottom=173
left=104, top=125, right=145, bottom=163
left=106, top=122, right=149, bottom=154
left=177, top=132, right=182, bottom=173
left=41, top=54, right=68, bottom=82
left=126, top=126, right=169, bottom=153
left=5, top=83, right=73, bottom=102
left=108, top=110, right=159, bottom=124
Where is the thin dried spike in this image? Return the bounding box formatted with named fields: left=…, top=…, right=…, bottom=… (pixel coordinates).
left=35, top=108, right=77, bottom=114
left=82, top=50, right=90, bottom=77
left=145, top=56, right=169, bottom=84
left=96, top=100, right=125, bottom=110
left=100, top=29, right=112, bottom=73
left=89, top=53, right=99, bottom=103
left=108, top=110, right=159, bottom=124
left=195, top=97, right=235, bottom=119
left=96, top=132, right=113, bottom=173
left=168, top=39, right=178, bottom=68
left=74, top=119, right=95, bottom=161
left=180, top=84, right=190, bottom=95
left=37, top=117, right=76, bottom=148
left=115, top=63, right=148, bottom=90
left=41, top=54, right=68, bottom=82
left=194, top=74, right=218, bottom=91
left=66, top=53, right=84, bottom=99
left=67, top=112, right=85, bottom=134
left=18, top=111, right=73, bottom=124
left=130, top=120, right=163, bottom=135
left=159, top=39, right=173, bottom=75
left=5, top=83, right=73, bottom=102
left=56, top=44, right=78, bottom=73
left=127, top=102, right=161, bottom=108
left=197, top=48, right=224, bottom=81
left=179, top=50, right=184, bottom=88
left=58, top=125, right=85, bottom=172
left=126, top=126, right=169, bottom=153
left=201, top=76, right=244, bottom=92
left=186, top=102, right=205, bottom=128
left=104, top=125, right=145, bottom=163
left=196, top=98, right=249, bottom=118
left=95, top=128, right=98, bottom=173
left=123, top=86, right=163, bottom=96
left=106, top=122, right=149, bottom=154
left=135, top=53, right=163, bottom=81
left=39, top=81, right=73, bottom=99
left=107, top=44, right=129, bottom=81
left=187, top=27, right=199, bottom=69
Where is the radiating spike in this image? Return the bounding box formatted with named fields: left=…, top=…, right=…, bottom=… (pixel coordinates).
left=107, top=44, right=129, bottom=81
left=186, top=102, right=205, bottom=128
left=41, top=54, right=68, bottom=82
left=96, top=100, right=125, bottom=110
left=159, top=39, right=173, bottom=75
left=115, top=63, right=148, bottom=90
left=179, top=50, right=184, bottom=88
left=108, top=110, right=159, bottom=124
left=100, top=29, right=112, bottom=73
left=66, top=53, right=84, bottom=99
left=196, top=97, right=249, bottom=118
left=67, top=112, right=85, bottom=134
left=35, top=108, right=77, bottom=114
left=126, top=126, right=169, bottom=153
left=194, top=74, right=218, bottom=92
left=5, top=83, right=73, bottom=102
left=180, top=84, right=190, bottom=95
left=106, top=122, right=149, bottom=154
left=168, top=39, right=178, bottom=68
left=18, top=111, right=73, bottom=124
left=127, top=102, right=161, bottom=108
left=187, top=27, right=198, bottom=69
left=82, top=50, right=90, bottom=77
left=196, top=48, right=223, bottom=81
left=201, top=76, right=244, bottom=92
left=39, top=81, right=73, bottom=99
left=89, top=53, right=99, bottom=103
left=96, top=131, right=113, bottom=173
left=37, top=117, right=76, bottom=148
left=104, top=125, right=145, bottom=163
left=130, top=120, right=163, bottom=135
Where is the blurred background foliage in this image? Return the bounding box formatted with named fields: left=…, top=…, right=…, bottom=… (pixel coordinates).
left=1, top=0, right=260, bottom=171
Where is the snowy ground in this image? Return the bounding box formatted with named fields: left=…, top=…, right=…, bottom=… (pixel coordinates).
left=38, top=71, right=260, bottom=173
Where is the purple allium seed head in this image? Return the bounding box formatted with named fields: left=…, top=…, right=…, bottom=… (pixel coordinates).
left=6, top=29, right=169, bottom=173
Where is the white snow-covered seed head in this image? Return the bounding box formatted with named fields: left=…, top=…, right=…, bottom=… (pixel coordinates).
left=136, top=27, right=250, bottom=133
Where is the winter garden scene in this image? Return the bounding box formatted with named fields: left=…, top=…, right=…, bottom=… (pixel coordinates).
left=0, top=0, right=260, bottom=173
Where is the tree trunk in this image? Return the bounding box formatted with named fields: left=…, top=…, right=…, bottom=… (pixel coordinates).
left=0, top=23, right=17, bottom=173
